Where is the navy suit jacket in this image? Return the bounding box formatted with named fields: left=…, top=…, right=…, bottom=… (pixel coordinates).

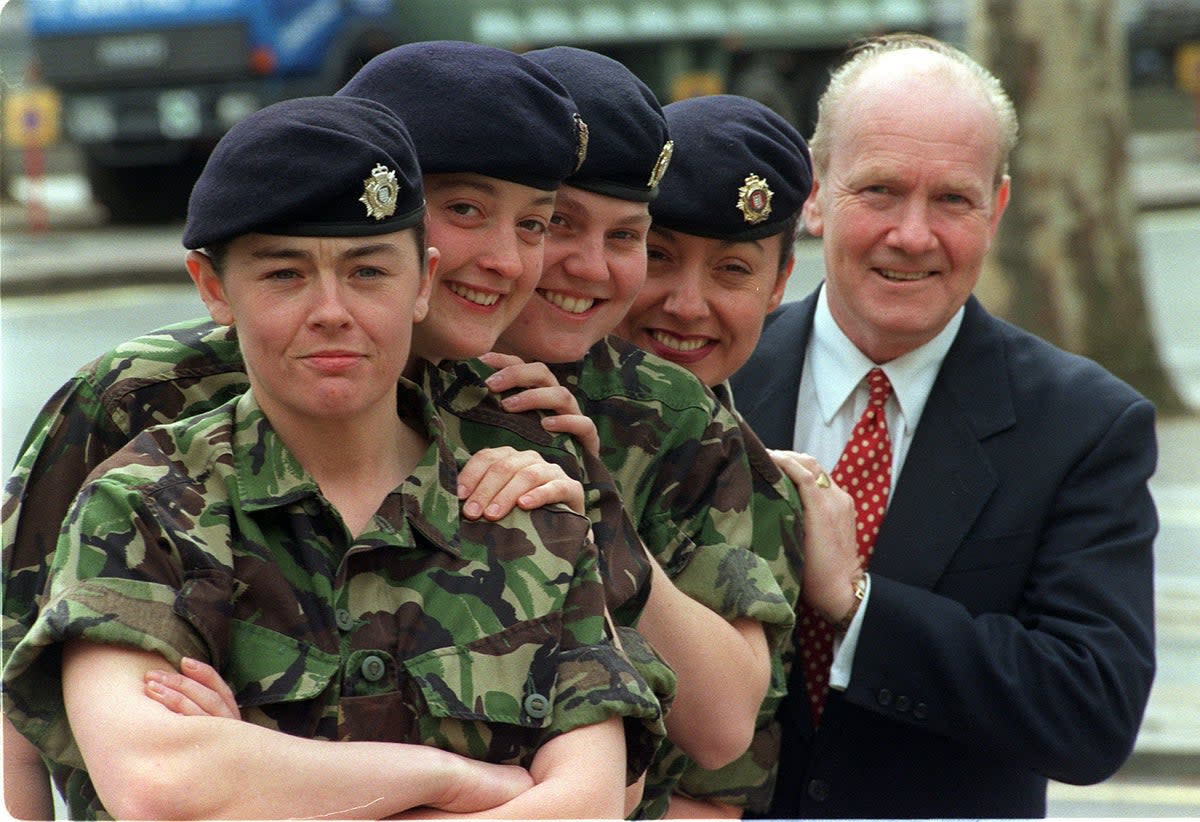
left=731, top=288, right=1157, bottom=818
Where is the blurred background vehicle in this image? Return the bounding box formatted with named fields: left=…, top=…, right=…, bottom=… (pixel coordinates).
left=3, top=0, right=1197, bottom=224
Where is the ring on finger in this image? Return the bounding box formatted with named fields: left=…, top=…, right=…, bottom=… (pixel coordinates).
left=815, top=471, right=831, bottom=489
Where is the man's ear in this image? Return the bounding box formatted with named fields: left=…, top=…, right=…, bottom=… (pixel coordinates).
left=802, top=178, right=824, bottom=238
left=989, top=175, right=1011, bottom=237
left=186, top=251, right=234, bottom=326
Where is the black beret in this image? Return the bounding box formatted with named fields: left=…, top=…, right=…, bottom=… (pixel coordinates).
left=339, top=41, right=582, bottom=192
left=523, top=46, right=671, bottom=202
left=651, top=95, right=812, bottom=240
left=183, top=95, right=423, bottom=250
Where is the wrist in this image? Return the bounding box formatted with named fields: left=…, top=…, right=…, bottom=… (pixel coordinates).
left=824, top=573, right=867, bottom=635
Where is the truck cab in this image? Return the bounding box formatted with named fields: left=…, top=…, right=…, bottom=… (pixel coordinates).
left=27, top=0, right=402, bottom=222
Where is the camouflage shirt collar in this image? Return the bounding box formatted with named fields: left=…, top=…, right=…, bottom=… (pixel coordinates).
left=231, top=390, right=319, bottom=509
left=230, top=384, right=465, bottom=557
left=711, top=380, right=735, bottom=411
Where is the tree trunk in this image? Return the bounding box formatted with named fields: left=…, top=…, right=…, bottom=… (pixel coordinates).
left=969, top=0, right=1188, bottom=413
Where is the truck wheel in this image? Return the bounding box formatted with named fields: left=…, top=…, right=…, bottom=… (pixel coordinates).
left=85, top=154, right=198, bottom=224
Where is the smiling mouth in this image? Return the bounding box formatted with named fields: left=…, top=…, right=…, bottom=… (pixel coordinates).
left=878, top=268, right=934, bottom=282
left=651, top=330, right=709, bottom=352
left=448, top=283, right=500, bottom=306
left=539, top=289, right=597, bottom=314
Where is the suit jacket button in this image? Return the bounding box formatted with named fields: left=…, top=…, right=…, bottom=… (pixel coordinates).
left=896, top=694, right=911, bottom=712
left=914, top=702, right=929, bottom=720
left=877, top=688, right=893, bottom=706
left=806, top=779, right=830, bottom=802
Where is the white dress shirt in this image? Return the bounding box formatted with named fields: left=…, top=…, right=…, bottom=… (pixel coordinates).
left=793, top=284, right=962, bottom=689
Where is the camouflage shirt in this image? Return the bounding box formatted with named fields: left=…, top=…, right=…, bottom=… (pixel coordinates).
left=2, top=320, right=653, bottom=658
left=550, top=337, right=801, bottom=817
left=2, top=380, right=664, bottom=820
left=667, top=381, right=804, bottom=813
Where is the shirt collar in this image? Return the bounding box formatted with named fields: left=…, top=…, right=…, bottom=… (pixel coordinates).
left=811, top=284, right=964, bottom=435
left=233, top=378, right=464, bottom=557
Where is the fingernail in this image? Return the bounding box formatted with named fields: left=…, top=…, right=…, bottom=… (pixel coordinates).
left=457, top=484, right=467, bottom=499
left=485, top=503, right=502, bottom=519
left=463, top=501, right=481, bottom=518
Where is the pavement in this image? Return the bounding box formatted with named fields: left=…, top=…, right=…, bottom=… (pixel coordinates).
left=2, top=130, right=1200, bottom=808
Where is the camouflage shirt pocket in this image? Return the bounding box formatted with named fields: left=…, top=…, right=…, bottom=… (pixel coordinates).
left=401, top=614, right=564, bottom=764
left=224, top=618, right=341, bottom=738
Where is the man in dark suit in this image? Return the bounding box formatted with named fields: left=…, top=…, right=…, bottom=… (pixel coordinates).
left=731, top=34, right=1157, bottom=818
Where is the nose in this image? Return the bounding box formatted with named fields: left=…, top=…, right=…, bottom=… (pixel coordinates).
left=560, top=232, right=608, bottom=283
left=478, top=227, right=526, bottom=281
left=307, top=277, right=353, bottom=329
left=661, top=270, right=710, bottom=321
left=887, top=198, right=938, bottom=255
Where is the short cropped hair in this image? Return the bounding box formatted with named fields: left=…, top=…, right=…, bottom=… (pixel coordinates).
left=809, top=33, right=1019, bottom=187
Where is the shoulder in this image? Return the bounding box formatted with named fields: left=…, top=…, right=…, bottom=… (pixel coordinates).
left=85, top=397, right=240, bottom=495
left=964, top=304, right=1150, bottom=421
left=80, top=318, right=248, bottom=424
left=574, top=336, right=727, bottom=415
left=85, top=318, right=242, bottom=384
left=421, top=358, right=587, bottom=473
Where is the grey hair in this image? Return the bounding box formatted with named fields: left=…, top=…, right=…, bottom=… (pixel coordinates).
left=809, top=33, right=1019, bottom=187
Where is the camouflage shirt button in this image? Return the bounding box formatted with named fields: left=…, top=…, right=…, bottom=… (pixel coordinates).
left=335, top=609, right=354, bottom=632
left=360, top=654, right=387, bottom=683
left=523, top=692, right=550, bottom=719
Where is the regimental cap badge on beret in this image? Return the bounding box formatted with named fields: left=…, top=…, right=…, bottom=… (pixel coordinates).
left=737, top=173, right=773, bottom=224
left=360, top=163, right=399, bottom=220
left=573, top=113, right=590, bottom=174
left=648, top=140, right=674, bottom=189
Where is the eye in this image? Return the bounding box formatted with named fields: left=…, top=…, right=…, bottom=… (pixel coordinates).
left=718, top=261, right=753, bottom=276
left=446, top=202, right=482, bottom=218
left=518, top=216, right=548, bottom=236
left=938, top=192, right=975, bottom=210
left=609, top=228, right=642, bottom=243
left=354, top=266, right=387, bottom=280
left=647, top=246, right=670, bottom=262
left=265, top=269, right=300, bottom=282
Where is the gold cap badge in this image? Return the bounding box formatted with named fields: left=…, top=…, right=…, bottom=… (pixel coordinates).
left=736, top=173, right=773, bottom=224
left=573, top=113, right=590, bottom=174
left=360, top=163, right=399, bottom=220
left=648, top=140, right=674, bottom=189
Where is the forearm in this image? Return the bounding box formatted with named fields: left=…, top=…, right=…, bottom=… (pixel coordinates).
left=398, top=718, right=628, bottom=820
left=639, top=560, right=769, bottom=769
left=64, top=641, right=527, bottom=819
left=665, top=795, right=741, bottom=819
left=4, top=716, right=54, bottom=821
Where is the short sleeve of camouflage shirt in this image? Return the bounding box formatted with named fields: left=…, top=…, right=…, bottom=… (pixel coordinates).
left=2, top=317, right=246, bottom=665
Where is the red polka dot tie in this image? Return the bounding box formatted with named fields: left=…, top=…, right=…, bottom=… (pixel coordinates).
left=798, top=367, right=893, bottom=726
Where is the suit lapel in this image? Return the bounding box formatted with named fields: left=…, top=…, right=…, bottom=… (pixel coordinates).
left=870, top=298, right=1015, bottom=588
left=732, top=292, right=818, bottom=449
